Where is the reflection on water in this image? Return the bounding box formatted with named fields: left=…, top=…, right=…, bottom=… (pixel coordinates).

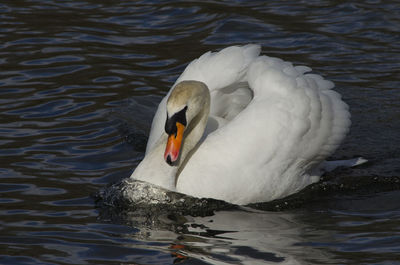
left=1, top=0, right=400, bottom=264
left=96, top=190, right=400, bottom=264
left=184, top=210, right=321, bottom=265
left=95, top=177, right=400, bottom=264
left=130, top=210, right=313, bottom=265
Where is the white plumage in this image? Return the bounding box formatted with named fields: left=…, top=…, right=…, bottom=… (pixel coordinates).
left=131, top=44, right=356, bottom=205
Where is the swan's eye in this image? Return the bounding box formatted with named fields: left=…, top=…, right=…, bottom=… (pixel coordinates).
left=165, top=106, right=187, bottom=135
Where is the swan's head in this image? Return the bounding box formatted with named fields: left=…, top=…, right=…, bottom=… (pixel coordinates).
left=164, top=80, right=210, bottom=165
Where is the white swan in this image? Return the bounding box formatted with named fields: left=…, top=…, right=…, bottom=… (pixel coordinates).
left=130, top=44, right=358, bottom=205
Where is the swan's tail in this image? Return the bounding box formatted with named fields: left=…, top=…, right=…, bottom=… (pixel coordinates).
left=319, top=157, right=368, bottom=173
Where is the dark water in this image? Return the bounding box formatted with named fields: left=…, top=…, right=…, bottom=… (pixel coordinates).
left=1, top=0, right=400, bottom=264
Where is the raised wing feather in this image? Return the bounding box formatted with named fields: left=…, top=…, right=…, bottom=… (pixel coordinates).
left=177, top=56, right=350, bottom=204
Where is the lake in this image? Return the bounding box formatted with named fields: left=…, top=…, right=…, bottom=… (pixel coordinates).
left=1, top=0, right=399, bottom=264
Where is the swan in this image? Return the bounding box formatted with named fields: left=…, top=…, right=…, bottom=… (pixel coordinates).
left=130, top=44, right=361, bottom=205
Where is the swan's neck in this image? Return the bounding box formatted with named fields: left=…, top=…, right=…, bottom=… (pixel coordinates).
left=177, top=100, right=210, bottom=175
left=130, top=133, right=178, bottom=190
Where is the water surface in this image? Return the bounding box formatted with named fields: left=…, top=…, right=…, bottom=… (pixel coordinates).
left=1, top=0, right=400, bottom=264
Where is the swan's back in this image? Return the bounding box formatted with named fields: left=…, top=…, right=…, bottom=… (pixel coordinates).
left=175, top=47, right=350, bottom=204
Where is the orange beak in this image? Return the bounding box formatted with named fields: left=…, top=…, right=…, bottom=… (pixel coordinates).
left=164, top=122, right=185, bottom=165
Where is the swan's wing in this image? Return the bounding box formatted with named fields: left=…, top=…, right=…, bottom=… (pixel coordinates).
left=247, top=56, right=350, bottom=168
left=175, top=44, right=260, bottom=90
left=145, top=45, right=261, bottom=154
left=177, top=56, right=350, bottom=204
